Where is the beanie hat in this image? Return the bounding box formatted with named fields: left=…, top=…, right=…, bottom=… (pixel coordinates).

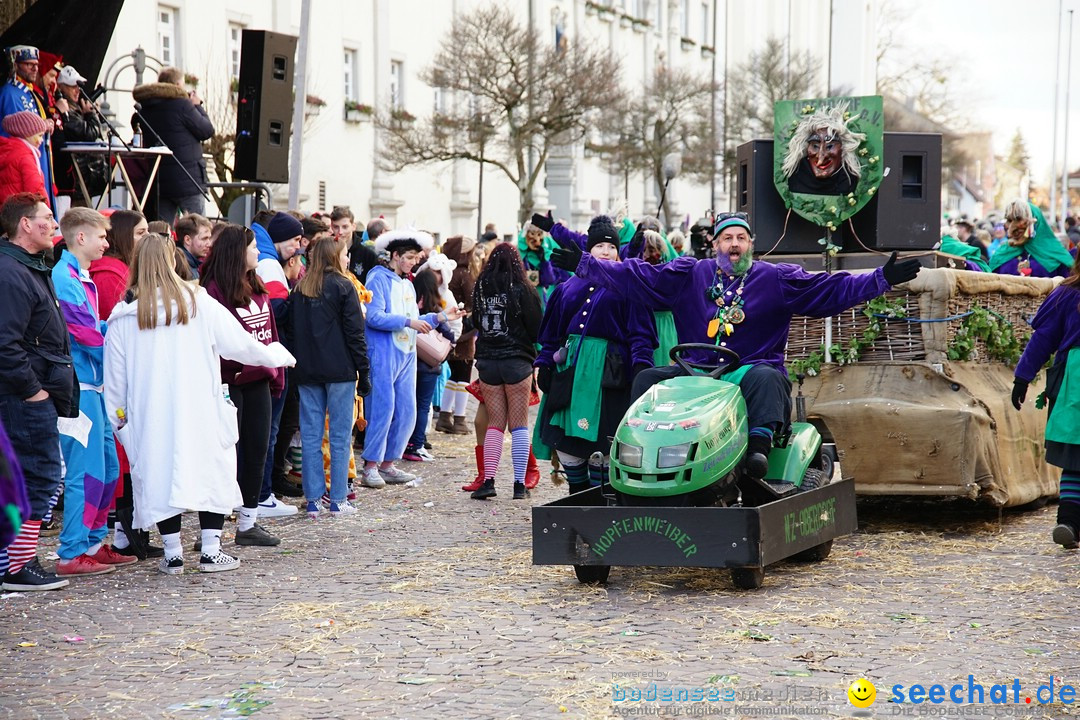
left=2, top=111, right=48, bottom=139
left=586, top=214, right=619, bottom=252
left=267, top=212, right=303, bottom=245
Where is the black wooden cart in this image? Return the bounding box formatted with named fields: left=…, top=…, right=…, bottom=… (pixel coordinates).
left=532, top=478, right=857, bottom=589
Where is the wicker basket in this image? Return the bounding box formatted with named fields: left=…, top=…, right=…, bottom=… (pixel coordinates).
left=785, top=268, right=1061, bottom=368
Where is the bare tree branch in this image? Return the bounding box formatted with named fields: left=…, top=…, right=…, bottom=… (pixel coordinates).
left=377, top=4, right=625, bottom=225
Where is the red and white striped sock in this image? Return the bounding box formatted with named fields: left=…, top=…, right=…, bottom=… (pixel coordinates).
left=6, top=520, right=42, bottom=574
left=483, top=427, right=504, bottom=480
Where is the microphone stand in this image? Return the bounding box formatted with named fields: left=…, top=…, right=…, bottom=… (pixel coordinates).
left=129, top=101, right=212, bottom=205
left=78, top=85, right=130, bottom=207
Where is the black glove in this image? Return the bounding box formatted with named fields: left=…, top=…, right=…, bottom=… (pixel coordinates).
left=531, top=211, right=555, bottom=233
left=357, top=372, right=372, bottom=398
left=550, top=232, right=583, bottom=272
left=1011, top=378, right=1028, bottom=411
left=626, top=225, right=645, bottom=258
left=882, top=251, right=921, bottom=286
left=537, top=366, right=553, bottom=394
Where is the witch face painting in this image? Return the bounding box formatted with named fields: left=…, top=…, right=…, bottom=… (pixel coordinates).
left=782, top=105, right=865, bottom=196
left=772, top=95, right=883, bottom=229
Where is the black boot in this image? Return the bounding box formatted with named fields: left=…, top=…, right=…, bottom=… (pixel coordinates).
left=1054, top=501, right=1080, bottom=549
left=745, top=435, right=772, bottom=479
left=471, top=478, right=496, bottom=500
left=566, top=482, right=590, bottom=496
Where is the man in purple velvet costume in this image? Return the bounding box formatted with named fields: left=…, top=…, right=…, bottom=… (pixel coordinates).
left=550, top=212, right=921, bottom=478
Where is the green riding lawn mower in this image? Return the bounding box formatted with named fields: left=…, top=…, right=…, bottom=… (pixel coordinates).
left=532, top=344, right=855, bottom=590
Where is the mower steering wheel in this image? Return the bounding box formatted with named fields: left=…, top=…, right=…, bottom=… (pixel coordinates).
left=669, top=343, right=742, bottom=379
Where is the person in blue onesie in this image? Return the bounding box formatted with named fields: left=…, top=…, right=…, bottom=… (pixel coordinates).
left=362, top=229, right=463, bottom=488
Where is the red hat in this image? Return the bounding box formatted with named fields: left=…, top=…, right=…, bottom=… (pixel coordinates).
left=38, top=51, right=62, bottom=74
left=1, top=110, right=48, bottom=138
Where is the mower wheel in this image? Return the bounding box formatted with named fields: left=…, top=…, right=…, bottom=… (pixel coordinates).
left=574, top=564, right=611, bottom=584
left=798, top=468, right=829, bottom=492
left=791, top=539, right=833, bottom=562
left=730, top=567, right=765, bottom=590
left=815, top=445, right=837, bottom=482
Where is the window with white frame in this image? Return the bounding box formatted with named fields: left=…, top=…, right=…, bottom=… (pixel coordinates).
left=701, top=1, right=710, bottom=45
left=655, top=0, right=663, bottom=29
left=680, top=0, right=689, bottom=37
left=158, top=6, right=179, bottom=66
left=433, top=86, right=446, bottom=115
left=390, top=60, right=403, bottom=109
left=229, top=23, right=243, bottom=80
left=343, top=48, right=358, bottom=101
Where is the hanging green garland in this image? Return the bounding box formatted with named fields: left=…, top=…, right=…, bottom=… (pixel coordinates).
left=947, top=306, right=1026, bottom=366
left=788, top=295, right=907, bottom=378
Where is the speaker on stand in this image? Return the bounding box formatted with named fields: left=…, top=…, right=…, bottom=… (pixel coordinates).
left=233, top=29, right=298, bottom=184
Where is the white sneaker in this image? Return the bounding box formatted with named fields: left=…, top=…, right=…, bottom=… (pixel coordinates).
left=329, top=500, right=358, bottom=516
left=416, top=447, right=435, bottom=462
left=257, top=494, right=298, bottom=517
left=361, top=467, right=386, bottom=489
left=379, top=464, right=416, bottom=484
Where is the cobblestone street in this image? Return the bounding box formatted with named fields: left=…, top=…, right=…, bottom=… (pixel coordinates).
left=2, top=431, right=1079, bottom=720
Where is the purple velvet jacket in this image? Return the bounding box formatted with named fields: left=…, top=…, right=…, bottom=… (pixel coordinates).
left=570, top=254, right=891, bottom=372
left=1015, top=283, right=1080, bottom=383
left=536, top=276, right=658, bottom=370
left=994, top=255, right=1070, bottom=279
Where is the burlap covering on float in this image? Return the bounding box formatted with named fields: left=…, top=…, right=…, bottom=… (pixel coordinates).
left=790, top=268, right=1062, bottom=507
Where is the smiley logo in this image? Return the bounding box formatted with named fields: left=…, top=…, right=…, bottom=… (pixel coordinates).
left=847, top=678, right=876, bottom=708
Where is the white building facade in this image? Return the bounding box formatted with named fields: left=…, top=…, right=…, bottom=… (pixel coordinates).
left=100, top=0, right=875, bottom=236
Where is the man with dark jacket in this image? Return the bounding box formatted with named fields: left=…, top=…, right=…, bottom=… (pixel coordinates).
left=132, top=67, right=214, bottom=222
left=0, top=193, right=75, bottom=591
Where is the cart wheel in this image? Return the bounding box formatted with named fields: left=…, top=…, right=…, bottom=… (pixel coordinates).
left=730, top=567, right=765, bottom=590
left=573, top=565, right=611, bottom=584
left=792, top=539, right=833, bottom=562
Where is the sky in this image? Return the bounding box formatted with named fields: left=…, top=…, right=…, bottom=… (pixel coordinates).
left=892, top=0, right=1080, bottom=185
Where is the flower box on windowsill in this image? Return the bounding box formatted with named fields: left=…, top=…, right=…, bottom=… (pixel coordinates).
left=700, top=45, right=715, bottom=58
left=631, top=18, right=649, bottom=33
left=619, top=14, right=633, bottom=28
left=305, top=94, right=327, bottom=117
left=680, top=37, right=697, bottom=52
left=585, top=2, right=598, bottom=16
left=597, top=7, right=615, bottom=22
left=345, top=102, right=374, bottom=123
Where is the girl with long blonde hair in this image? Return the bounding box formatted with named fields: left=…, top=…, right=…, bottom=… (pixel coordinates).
left=104, top=234, right=295, bottom=575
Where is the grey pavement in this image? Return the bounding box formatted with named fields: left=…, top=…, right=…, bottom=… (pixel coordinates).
left=1, top=430, right=1079, bottom=720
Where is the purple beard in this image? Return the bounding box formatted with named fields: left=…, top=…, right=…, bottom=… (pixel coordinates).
left=716, top=252, right=751, bottom=277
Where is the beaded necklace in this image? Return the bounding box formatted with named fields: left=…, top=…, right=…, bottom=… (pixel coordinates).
left=704, top=269, right=747, bottom=339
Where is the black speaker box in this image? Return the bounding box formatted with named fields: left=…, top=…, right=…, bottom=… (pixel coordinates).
left=736, top=133, right=942, bottom=253
left=234, top=30, right=298, bottom=183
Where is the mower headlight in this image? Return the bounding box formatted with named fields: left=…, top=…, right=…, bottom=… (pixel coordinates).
left=657, top=443, right=693, bottom=468
left=618, top=442, right=643, bottom=468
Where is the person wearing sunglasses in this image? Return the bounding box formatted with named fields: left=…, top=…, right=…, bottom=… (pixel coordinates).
left=550, top=211, right=921, bottom=479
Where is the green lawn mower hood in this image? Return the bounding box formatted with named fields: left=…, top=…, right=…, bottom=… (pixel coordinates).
left=610, top=375, right=748, bottom=497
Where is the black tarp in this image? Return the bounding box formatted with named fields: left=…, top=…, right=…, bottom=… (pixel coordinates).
left=0, top=0, right=124, bottom=85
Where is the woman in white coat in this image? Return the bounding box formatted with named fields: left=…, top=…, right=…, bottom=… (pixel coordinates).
left=104, top=234, right=295, bottom=575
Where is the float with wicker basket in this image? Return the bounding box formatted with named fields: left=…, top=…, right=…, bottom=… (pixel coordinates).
left=787, top=267, right=1061, bottom=507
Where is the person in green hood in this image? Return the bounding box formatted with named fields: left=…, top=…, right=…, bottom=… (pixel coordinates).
left=989, top=200, right=1074, bottom=278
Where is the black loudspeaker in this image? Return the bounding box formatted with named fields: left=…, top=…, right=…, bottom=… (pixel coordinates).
left=234, top=30, right=298, bottom=183
left=736, top=133, right=942, bottom=253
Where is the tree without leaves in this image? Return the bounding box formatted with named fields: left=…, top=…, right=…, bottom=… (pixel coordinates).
left=376, top=4, right=625, bottom=225
left=721, top=37, right=819, bottom=196
left=599, top=65, right=717, bottom=227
